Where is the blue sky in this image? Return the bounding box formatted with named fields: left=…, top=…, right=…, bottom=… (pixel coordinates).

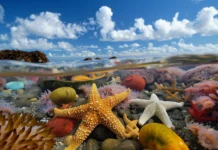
left=0, top=0, right=218, bottom=60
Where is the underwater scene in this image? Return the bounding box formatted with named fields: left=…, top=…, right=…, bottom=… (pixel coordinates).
left=1, top=53, right=218, bottom=150
left=1, top=0, right=218, bottom=150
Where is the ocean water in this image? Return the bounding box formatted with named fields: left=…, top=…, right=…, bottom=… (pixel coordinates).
left=0, top=54, right=218, bottom=150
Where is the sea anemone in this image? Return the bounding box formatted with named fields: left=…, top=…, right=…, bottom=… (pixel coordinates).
left=0, top=99, right=17, bottom=114
left=186, top=122, right=218, bottom=149
left=192, top=96, right=216, bottom=111
left=38, top=90, right=56, bottom=113
left=0, top=112, right=55, bottom=149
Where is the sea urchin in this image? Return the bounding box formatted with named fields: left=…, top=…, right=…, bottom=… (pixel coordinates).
left=0, top=112, right=55, bottom=150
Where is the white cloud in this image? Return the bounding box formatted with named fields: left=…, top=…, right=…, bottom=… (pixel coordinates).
left=0, top=5, right=4, bottom=23
left=131, top=43, right=140, bottom=47
left=0, top=34, right=8, bottom=41
left=96, top=6, right=218, bottom=42
left=78, top=45, right=98, bottom=49
left=194, top=7, right=218, bottom=36
left=48, top=52, right=53, bottom=57
left=57, top=41, right=74, bottom=51
left=10, top=38, right=55, bottom=50
left=105, top=45, right=114, bottom=50
left=71, top=50, right=96, bottom=57
left=119, top=44, right=129, bottom=48
left=96, top=6, right=115, bottom=40
left=12, top=11, right=86, bottom=40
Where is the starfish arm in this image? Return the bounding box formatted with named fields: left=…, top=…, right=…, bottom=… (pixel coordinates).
left=129, top=99, right=152, bottom=107
left=100, top=110, right=126, bottom=139
left=65, top=113, right=99, bottom=150
left=138, top=103, right=156, bottom=126
left=160, top=101, right=184, bottom=110
left=54, top=104, right=89, bottom=119
left=155, top=104, right=174, bottom=129
left=102, top=89, right=131, bottom=108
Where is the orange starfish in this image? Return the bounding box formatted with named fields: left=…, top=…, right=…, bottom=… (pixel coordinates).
left=54, top=83, right=131, bottom=150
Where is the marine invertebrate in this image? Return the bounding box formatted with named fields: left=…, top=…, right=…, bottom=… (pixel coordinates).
left=121, top=74, right=146, bottom=91
left=179, top=64, right=218, bottom=83
left=139, top=123, right=189, bottom=150
left=192, top=96, right=215, bottom=111
left=49, top=87, right=77, bottom=107
left=0, top=112, right=55, bottom=149
left=186, top=122, right=218, bottom=149
left=38, top=90, right=56, bottom=113
left=47, top=116, right=77, bottom=137
left=0, top=77, right=6, bottom=89
left=123, top=114, right=139, bottom=139
left=185, top=80, right=218, bottom=100
left=0, top=99, right=17, bottom=114
left=54, top=83, right=131, bottom=150
left=154, top=80, right=185, bottom=101
left=130, top=93, right=184, bottom=129
left=71, top=73, right=106, bottom=82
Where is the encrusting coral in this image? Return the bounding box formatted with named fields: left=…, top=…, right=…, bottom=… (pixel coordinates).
left=0, top=112, right=55, bottom=150
left=154, top=79, right=186, bottom=101
left=54, top=83, right=134, bottom=150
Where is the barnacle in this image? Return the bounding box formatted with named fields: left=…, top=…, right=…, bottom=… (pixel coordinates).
left=0, top=112, right=55, bottom=150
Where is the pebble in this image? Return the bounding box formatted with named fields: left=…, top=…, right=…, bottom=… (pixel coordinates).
left=5, top=81, right=24, bottom=90
left=90, top=125, right=116, bottom=141
left=115, top=140, right=141, bottom=150
left=29, top=97, right=38, bottom=102
left=1, top=89, right=12, bottom=97
left=82, top=139, right=99, bottom=150
left=101, top=138, right=121, bottom=150
left=16, top=89, right=24, bottom=95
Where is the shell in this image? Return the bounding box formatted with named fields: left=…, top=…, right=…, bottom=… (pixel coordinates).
left=49, top=87, right=77, bottom=106
left=139, top=123, right=189, bottom=150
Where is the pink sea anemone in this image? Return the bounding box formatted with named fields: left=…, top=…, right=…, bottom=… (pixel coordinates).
left=38, top=90, right=56, bottom=113
left=0, top=77, right=6, bottom=89
left=192, top=96, right=216, bottom=111
left=186, top=122, right=218, bottom=149
left=0, top=99, right=17, bottom=114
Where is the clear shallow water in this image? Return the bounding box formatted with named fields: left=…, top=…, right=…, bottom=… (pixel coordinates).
left=1, top=54, right=218, bottom=150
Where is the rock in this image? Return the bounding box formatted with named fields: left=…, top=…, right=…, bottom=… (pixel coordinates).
left=16, top=89, right=24, bottom=95
left=117, top=108, right=131, bottom=118
left=115, top=140, right=141, bottom=150
left=82, top=139, right=99, bottom=150
left=101, top=138, right=121, bottom=150
left=5, top=81, right=24, bottom=90
left=170, top=109, right=184, bottom=120
left=0, top=50, right=49, bottom=63
left=89, top=125, right=116, bottom=141
left=1, top=90, right=12, bottom=97
left=14, top=96, right=31, bottom=107
left=24, top=86, right=42, bottom=98
left=29, top=97, right=38, bottom=102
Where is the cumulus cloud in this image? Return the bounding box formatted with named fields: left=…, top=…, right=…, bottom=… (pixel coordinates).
left=48, top=52, right=53, bottom=57
left=78, top=45, right=98, bottom=49
left=0, top=34, right=8, bottom=41
left=0, top=5, right=4, bottom=23
left=131, top=43, right=140, bottom=47
left=12, top=12, right=86, bottom=39
left=71, top=50, right=96, bottom=57
left=119, top=44, right=129, bottom=48
left=57, top=41, right=74, bottom=51
left=96, top=6, right=218, bottom=42
left=105, top=45, right=114, bottom=50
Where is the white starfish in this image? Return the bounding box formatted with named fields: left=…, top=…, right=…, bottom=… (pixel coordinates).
left=130, top=93, right=184, bottom=129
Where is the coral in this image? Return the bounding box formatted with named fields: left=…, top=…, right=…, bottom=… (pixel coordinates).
left=47, top=117, right=77, bottom=137
left=139, top=123, right=189, bottom=150
left=0, top=77, right=6, bottom=89
left=38, top=90, right=56, bottom=113
left=0, top=99, right=17, bottom=114
left=49, top=87, right=77, bottom=106
left=121, top=74, right=146, bottom=91
left=154, top=80, right=185, bottom=101
left=180, top=64, right=218, bottom=83
left=0, top=112, right=55, bottom=150
left=185, top=80, right=218, bottom=100
left=186, top=122, right=218, bottom=149
left=78, top=83, right=92, bottom=97
left=0, top=49, right=49, bottom=63
left=156, top=67, right=186, bottom=84
left=123, top=114, right=139, bottom=139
